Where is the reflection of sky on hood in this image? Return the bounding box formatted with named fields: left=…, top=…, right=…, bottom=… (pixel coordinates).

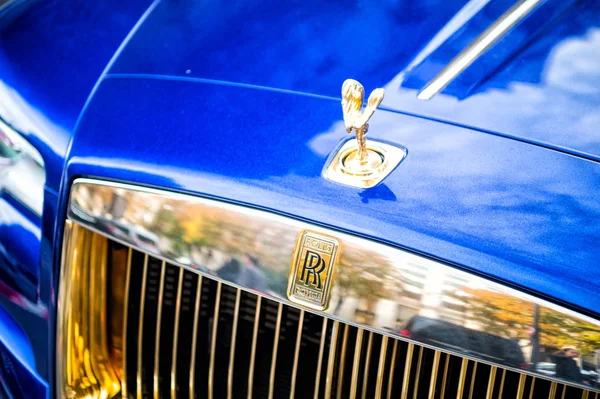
left=388, top=26, right=600, bottom=158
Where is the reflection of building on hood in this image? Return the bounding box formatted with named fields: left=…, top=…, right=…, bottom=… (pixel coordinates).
left=551, top=350, right=582, bottom=383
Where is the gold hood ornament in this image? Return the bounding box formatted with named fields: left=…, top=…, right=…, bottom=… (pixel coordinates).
left=341, top=79, right=385, bottom=164
left=324, top=79, right=406, bottom=189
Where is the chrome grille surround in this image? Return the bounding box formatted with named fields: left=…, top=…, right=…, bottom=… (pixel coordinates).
left=58, top=178, right=600, bottom=397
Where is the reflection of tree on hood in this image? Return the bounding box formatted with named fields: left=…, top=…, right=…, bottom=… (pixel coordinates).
left=333, top=245, right=401, bottom=317
left=539, top=307, right=600, bottom=356
left=461, top=288, right=532, bottom=340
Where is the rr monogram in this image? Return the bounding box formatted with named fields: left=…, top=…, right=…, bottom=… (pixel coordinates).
left=300, top=250, right=326, bottom=289
left=288, top=230, right=340, bottom=310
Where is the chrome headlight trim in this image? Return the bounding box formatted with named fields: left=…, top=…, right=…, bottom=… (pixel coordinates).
left=65, top=178, right=600, bottom=393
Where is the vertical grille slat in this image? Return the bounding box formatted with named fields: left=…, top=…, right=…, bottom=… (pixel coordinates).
left=136, top=254, right=149, bottom=399
left=313, top=318, right=328, bottom=399
left=375, top=336, right=389, bottom=399
left=428, top=351, right=441, bottom=399
left=457, top=358, right=469, bottom=399
left=188, top=275, right=203, bottom=399
left=152, top=261, right=167, bottom=399
left=467, top=361, right=478, bottom=399
left=516, top=373, right=527, bottom=399
left=85, top=236, right=593, bottom=399
left=400, top=342, right=415, bottom=399
left=439, top=352, right=451, bottom=399
left=486, top=366, right=497, bottom=399
left=169, top=268, right=185, bottom=399
left=121, top=248, right=133, bottom=398
left=361, top=332, right=374, bottom=399
left=325, top=321, right=341, bottom=398
left=226, top=289, right=241, bottom=399
left=247, top=296, right=262, bottom=398
left=289, top=309, right=304, bottom=399
left=349, top=328, right=364, bottom=399
left=498, top=368, right=507, bottom=398
left=411, top=346, right=424, bottom=399
left=549, top=381, right=558, bottom=399
left=208, top=282, right=222, bottom=399
left=336, top=324, right=351, bottom=399
left=268, top=302, right=284, bottom=399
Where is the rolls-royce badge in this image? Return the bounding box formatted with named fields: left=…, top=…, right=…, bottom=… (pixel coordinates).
left=288, top=230, right=340, bottom=310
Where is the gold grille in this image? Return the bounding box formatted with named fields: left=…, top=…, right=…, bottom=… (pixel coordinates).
left=57, top=223, right=598, bottom=399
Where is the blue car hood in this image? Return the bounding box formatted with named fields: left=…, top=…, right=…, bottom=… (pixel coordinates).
left=73, top=74, right=600, bottom=316
left=110, top=0, right=600, bottom=161
left=72, top=0, right=600, bottom=314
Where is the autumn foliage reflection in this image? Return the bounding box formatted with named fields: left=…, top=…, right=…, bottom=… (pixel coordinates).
left=462, top=288, right=533, bottom=341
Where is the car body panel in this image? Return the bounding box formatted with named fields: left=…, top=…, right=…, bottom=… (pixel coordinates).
left=0, top=0, right=599, bottom=395
left=0, top=0, right=156, bottom=389
left=69, top=76, right=600, bottom=315
left=0, top=304, right=47, bottom=398
left=0, top=0, right=153, bottom=191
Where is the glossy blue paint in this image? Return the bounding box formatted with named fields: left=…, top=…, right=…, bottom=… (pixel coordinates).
left=69, top=76, right=600, bottom=316
left=0, top=0, right=153, bottom=191
left=0, top=304, right=47, bottom=398
left=0, top=0, right=599, bottom=395
left=0, top=0, right=157, bottom=392
left=111, top=0, right=600, bottom=161
left=0, top=195, right=40, bottom=301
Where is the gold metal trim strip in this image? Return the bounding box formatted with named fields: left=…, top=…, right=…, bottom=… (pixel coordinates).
left=79, top=229, right=97, bottom=393
left=337, top=324, right=351, bottom=399
left=516, top=373, right=527, bottom=398
left=325, top=321, right=341, bottom=398
left=528, top=377, right=535, bottom=399
left=188, top=275, right=203, bottom=399
left=439, top=354, right=450, bottom=399
left=548, top=381, right=557, bottom=399
left=170, top=268, right=185, bottom=399
left=313, top=318, right=328, bottom=399
left=153, top=261, right=167, bottom=399
left=208, top=282, right=222, bottom=399
left=388, top=339, right=399, bottom=399
left=428, top=351, right=441, bottom=399
left=136, top=254, right=150, bottom=399
left=412, top=346, right=424, bottom=399
left=498, top=369, right=507, bottom=398
left=375, top=336, right=389, bottom=399
left=247, top=296, right=262, bottom=399
left=361, top=332, right=374, bottom=399
left=290, top=309, right=305, bottom=399
left=418, top=0, right=544, bottom=100
left=90, top=233, right=120, bottom=396
left=122, top=247, right=133, bottom=398
left=400, top=342, right=413, bottom=399
left=227, top=289, right=242, bottom=399
left=456, top=358, right=469, bottom=399
left=486, top=366, right=497, bottom=399
left=350, top=328, right=364, bottom=399
left=56, top=220, right=73, bottom=399
left=467, top=361, right=478, bottom=399
left=268, top=302, right=284, bottom=399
